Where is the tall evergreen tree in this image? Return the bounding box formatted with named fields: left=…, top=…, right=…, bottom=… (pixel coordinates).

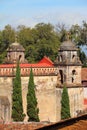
left=61, top=85, right=71, bottom=120
left=12, top=62, right=25, bottom=121
left=27, top=68, right=39, bottom=122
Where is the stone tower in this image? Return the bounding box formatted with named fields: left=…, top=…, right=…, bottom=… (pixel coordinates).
left=4, top=42, right=28, bottom=64
left=55, top=39, right=83, bottom=117
left=55, top=40, right=82, bottom=87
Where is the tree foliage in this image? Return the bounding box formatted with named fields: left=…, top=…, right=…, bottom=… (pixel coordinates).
left=61, top=85, right=71, bottom=120
left=0, top=22, right=87, bottom=66
left=12, top=62, right=25, bottom=121
left=78, top=48, right=87, bottom=67
left=27, top=68, right=39, bottom=122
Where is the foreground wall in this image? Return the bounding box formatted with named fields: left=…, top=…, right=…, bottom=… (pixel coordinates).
left=21, top=76, right=60, bottom=122
left=68, top=87, right=84, bottom=117
left=0, top=77, right=13, bottom=121
left=0, top=75, right=84, bottom=122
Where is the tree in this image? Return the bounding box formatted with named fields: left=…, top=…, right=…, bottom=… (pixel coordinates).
left=78, top=49, right=87, bottom=67
left=12, top=62, right=25, bottom=121
left=27, top=68, right=39, bottom=122
left=61, top=85, right=71, bottom=120
left=0, top=25, right=15, bottom=63
left=55, top=22, right=67, bottom=42
left=2, top=24, right=15, bottom=49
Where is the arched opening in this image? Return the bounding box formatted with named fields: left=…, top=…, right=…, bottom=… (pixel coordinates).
left=72, top=55, right=76, bottom=62
left=72, top=70, right=76, bottom=83
left=72, top=70, right=76, bottom=75
left=19, top=55, right=22, bottom=61
left=60, top=55, right=63, bottom=62
left=59, top=70, right=63, bottom=84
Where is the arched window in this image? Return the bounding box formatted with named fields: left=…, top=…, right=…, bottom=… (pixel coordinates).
left=72, top=70, right=76, bottom=83
left=60, top=55, right=63, bottom=62
left=59, top=70, right=63, bottom=84
left=72, top=70, right=76, bottom=75
left=19, top=55, right=22, bottom=61
left=72, top=55, right=76, bottom=62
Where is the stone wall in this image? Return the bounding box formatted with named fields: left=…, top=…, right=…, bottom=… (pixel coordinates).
left=21, top=76, right=59, bottom=122
left=0, top=75, right=60, bottom=122
left=0, top=77, right=13, bottom=121
left=68, top=87, right=84, bottom=117
left=67, top=66, right=82, bottom=85
left=0, top=72, right=84, bottom=122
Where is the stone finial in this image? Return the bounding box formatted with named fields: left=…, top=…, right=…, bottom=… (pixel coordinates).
left=15, top=34, right=18, bottom=43
left=66, top=32, right=71, bottom=41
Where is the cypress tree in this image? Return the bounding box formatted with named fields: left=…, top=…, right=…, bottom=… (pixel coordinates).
left=27, top=68, right=39, bottom=122
left=61, top=85, right=71, bottom=120
left=12, top=62, right=25, bottom=121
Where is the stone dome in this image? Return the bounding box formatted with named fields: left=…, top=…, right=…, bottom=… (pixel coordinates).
left=7, top=42, right=25, bottom=52
left=60, top=40, right=78, bottom=51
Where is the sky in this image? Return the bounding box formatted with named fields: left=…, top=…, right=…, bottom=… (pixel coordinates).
left=0, top=0, right=87, bottom=30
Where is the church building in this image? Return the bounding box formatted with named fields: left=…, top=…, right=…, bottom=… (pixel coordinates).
left=0, top=38, right=86, bottom=122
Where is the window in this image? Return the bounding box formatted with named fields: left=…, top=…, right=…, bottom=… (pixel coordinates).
left=72, top=70, right=76, bottom=83
left=59, top=70, right=63, bottom=84
left=19, top=55, right=22, bottom=61
left=72, top=55, right=76, bottom=62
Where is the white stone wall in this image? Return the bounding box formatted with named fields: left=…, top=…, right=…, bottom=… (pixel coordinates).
left=0, top=75, right=84, bottom=122
left=21, top=76, right=58, bottom=122
left=0, top=77, right=13, bottom=121
left=68, top=87, right=84, bottom=117
left=66, top=66, right=81, bottom=85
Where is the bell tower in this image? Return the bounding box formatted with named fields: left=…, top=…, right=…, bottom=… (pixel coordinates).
left=55, top=39, right=82, bottom=87
left=55, top=38, right=83, bottom=118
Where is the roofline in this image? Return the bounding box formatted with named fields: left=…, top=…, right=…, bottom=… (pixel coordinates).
left=54, top=63, right=82, bottom=66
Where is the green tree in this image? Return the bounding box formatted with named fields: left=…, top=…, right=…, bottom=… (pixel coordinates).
left=61, top=85, right=71, bottom=120
left=34, top=23, right=60, bottom=61
left=2, top=24, right=15, bottom=49
left=12, top=62, right=25, bottom=121
left=78, top=49, right=87, bottom=67
left=27, top=68, right=39, bottom=122
left=0, top=25, right=15, bottom=63
left=55, top=23, right=67, bottom=42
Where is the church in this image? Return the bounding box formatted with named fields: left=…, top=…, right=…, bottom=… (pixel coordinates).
left=0, top=38, right=87, bottom=122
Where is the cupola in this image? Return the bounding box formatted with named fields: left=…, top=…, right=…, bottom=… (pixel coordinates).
left=4, top=41, right=27, bottom=64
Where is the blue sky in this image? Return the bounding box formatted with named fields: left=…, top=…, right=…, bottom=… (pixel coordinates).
left=0, top=0, right=87, bottom=29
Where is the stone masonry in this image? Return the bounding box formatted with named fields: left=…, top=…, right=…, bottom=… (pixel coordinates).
left=0, top=39, right=84, bottom=122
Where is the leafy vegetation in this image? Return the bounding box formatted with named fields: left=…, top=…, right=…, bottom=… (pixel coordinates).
left=12, top=62, right=25, bottom=121
left=61, top=85, right=71, bottom=120
left=27, top=68, right=39, bottom=122
left=0, top=21, right=87, bottom=66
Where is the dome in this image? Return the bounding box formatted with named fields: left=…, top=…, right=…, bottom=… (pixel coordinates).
left=59, top=40, right=78, bottom=51
left=7, top=42, right=25, bottom=52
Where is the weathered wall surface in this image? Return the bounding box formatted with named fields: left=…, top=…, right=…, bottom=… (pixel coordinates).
left=0, top=76, right=59, bottom=122
left=66, top=66, right=81, bottom=85
left=0, top=75, right=84, bottom=122
left=0, top=77, right=13, bottom=121
left=68, top=87, right=84, bottom=117
left=21, top=76, right=59, bottom=122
